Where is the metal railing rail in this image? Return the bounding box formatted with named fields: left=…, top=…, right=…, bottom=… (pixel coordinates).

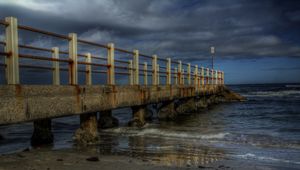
left=0, top=17, right=225, bottom=86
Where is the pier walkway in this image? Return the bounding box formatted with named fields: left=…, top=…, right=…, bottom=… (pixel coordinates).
left=0, top=17, right=231, bottom=145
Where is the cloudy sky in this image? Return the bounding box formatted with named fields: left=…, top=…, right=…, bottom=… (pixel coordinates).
left=0, top=0, right=300, bottom=84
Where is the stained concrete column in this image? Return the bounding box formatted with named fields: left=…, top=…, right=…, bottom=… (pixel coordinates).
left=98, top=110, right=119, bottom=129
left=157, top=101, right=177, bottom=120
left=74, top=113, right=98, bottom=144
left=31, top=119, right=53, bottom=146
left=129, top=105, right=146, bottom=127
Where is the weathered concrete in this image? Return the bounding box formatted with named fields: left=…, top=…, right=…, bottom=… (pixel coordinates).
left=157, top=101, right=177, bottom=120
left=0, top=85, right=237, bottom=125
left=31, top=119, right=53, bottom=146
left=176, top=98, right=197, bottom=114
left=129, top=105, right=146, bottom=127
left=98, top=110, right=119, bottom=129
left=74, top=113, right=98, bottom=144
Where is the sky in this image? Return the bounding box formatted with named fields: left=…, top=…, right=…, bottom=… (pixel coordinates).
left=0, top=0, right=300, bottom=84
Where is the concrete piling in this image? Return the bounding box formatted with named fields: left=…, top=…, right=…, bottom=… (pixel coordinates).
left=98, top=110, right=119, bottom=129
left=129, top=105, right=146, bottom=127
left=31, top=119, right=53, bottom=146
left=74, top=113, right=99, bottom=144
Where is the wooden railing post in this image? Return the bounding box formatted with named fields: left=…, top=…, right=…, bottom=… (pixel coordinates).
left=152, top=55, right=157, bottom=85
left=107, top=43, right=115, bottom=85
left=144, top=62, right=148, bottom=85
left=187, top=63, right=191, bottom=85
left=129, top=60, right=133, bottom=85
left=194, top=65, right=198, bottom=87
left=178, top=61, right=182, bottom=85
left=85, top=53, right=92, bottom=85
left=52, top=47, right=60, bottom=85
left=133, top=49, right=139, bottom=85
left=174, top=67, right=178, bottom=85
left=166, top=58, right=171, bottom=85
left=157, top=64, right=160, bottom=85
left=5, top=17, right=19, bottom=84
left=68, top=33, right=78, bottom=85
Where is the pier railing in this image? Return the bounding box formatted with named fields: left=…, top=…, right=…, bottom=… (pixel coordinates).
left=0, top=17, right=224, bottom=87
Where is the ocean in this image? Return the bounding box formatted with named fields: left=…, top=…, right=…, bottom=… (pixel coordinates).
left=1, top=84, right=300, bottom=169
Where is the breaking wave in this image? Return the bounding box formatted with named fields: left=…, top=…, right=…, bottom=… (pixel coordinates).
left=235, top=153, right=300, bottom=165
left=103, top=127, right=229, bottom=140
left=244, top=90, right=300, bottom=98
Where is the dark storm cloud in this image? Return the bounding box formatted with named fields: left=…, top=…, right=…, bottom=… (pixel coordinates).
left=0, top=0, right=300, bottom=62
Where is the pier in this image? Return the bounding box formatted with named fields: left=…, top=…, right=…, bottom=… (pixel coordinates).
left=0, top=17, right=240, bottom=145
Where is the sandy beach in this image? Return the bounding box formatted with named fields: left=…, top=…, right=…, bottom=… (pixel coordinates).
left=0, top=146, right=288, bottom=170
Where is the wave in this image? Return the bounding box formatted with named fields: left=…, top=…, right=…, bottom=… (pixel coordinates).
left=235, top=153, right=300, bottom=165
left=244, top=90, right=300, bottom=98
left=286, top=85, right=300, bottom=88
left=102, top=127, right=229, bottom=140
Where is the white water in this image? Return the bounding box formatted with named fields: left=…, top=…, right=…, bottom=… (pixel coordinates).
left=235, top=153, right=300, bottom=165
left=103, top=127, right=230, bottom=140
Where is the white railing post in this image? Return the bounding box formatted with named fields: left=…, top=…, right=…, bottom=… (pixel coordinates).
left=187, top=63, right=191, bottom=85
left=206, top=68, right=210, bottom=85
left=107, top=43, right=115, bottom=85
left=5, top=17, right=19, bottom=84
left=217, top=71, right=219, bottom=85
left=133, top=49, right=139, bottom=85
left=68, top=33, right=78, bottom=85
left=129, top=60, right=133, bottom=85
left=178, top=61, right=182, bottom=85
left=201, top=67, right=204, bottom=85
left=182, top=69, right=185, bottom=85
left=152, top=55, right=157, bottom=85
left=222, top=71, right=225, bottom=84
left=52, top=47, right=60, bottom=85
left=194, top=65, right=198, bottom=87
left=144, top=62, right=148, bottom=85
left=85, top=53, right=92, bottom=85
left=166, top=58, right=171, bottom=85
left=174, top=67, right=178, bottom=85
left=211, top=69, right=214, bottom=85
left=157, top=64, right=160, bottom=85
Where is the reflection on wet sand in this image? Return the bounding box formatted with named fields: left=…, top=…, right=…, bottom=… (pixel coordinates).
left=97, top=134, right=225, bottom=168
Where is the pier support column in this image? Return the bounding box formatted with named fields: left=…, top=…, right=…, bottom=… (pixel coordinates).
left=98, top=110, right=119, bottom=129
left=31, top=119, right=53, bottom=146
left=75, top=113, right=98, bottom=144
left=176, top=98, right=197, bottom=114
left=158, top=101, right=177, bottom=120
left=129, top=105, right=146, bottom=127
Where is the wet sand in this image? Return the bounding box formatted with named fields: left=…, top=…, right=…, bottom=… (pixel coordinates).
left=0, top=147, right=286, bottom=170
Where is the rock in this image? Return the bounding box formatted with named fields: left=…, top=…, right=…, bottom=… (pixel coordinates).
left=157, top=101, right=177, bottom=120
left=175, top=98, right=197, bottom=114
left=221, top=86, right=246, bottom=101
left=0, top=134, right=3, bottom=140
left=22, top=148, right=30, bottom=152
left=56, top=158, right=63, bottom=161
left=86, top=156, right=99, bottom=162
